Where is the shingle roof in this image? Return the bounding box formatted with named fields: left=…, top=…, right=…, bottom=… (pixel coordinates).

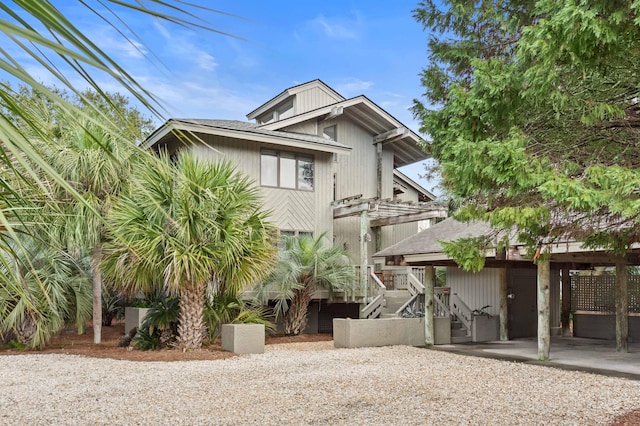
left=171, top=118, right=350, bottom=151
left=374, top=218, right=493, bottom=257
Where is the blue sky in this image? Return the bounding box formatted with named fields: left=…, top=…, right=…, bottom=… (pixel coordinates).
left=11, top=1, right=439, bottom=193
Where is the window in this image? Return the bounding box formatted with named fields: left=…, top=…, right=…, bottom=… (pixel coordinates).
left=323, top=125, right=336, bottom=141
left=261, top=150, right=314, bottom=190
left=256, top=99, right=294, bottom=124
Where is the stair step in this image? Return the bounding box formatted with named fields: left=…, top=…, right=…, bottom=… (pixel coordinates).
left=451, top=335, right=473, bottom=344
left=451, top=328, right=468, bottom=337
left=380, top=313, right=397, bottom=319
left=451, top=321, right=463, bottom=330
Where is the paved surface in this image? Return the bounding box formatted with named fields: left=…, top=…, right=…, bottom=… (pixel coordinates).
left=434, top=336, right=640, bottom=380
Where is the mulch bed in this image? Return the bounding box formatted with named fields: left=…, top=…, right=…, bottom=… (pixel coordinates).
left=0, top=322, right=332, bottom=362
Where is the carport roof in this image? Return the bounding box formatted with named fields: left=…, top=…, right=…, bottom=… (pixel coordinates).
left=375, top=218, right=640, bottom=266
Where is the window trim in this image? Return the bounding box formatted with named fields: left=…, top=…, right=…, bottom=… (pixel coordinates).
left=260, top=149, right=314, bottom=191
left=323, top=125, right=336, bottom=141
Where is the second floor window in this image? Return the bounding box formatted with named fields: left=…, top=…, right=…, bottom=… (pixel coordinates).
left=261, top=150, right=314, bottom=190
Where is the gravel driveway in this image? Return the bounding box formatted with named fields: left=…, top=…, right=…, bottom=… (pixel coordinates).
left=1, top=341, right=638, bottom=425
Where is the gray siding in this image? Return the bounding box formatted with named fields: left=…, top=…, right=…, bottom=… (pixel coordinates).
left=334, top=117, right=378, bottom=200
left=189, top=134, right=334, bottom=237
left=295, top=87, right=342, bottom=114
left=448, top=267, right=501, bottom=316
left=282, top=121, right=318, bottom=136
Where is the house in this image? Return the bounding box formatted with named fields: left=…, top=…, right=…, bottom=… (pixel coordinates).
left=145, top=79, right=447, bottom=331
left=373, top=217, right=640, bottom=355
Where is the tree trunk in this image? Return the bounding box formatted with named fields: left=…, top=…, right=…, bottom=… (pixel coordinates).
left=177, top=283, right=206, bottom=351
left=537, top=257, right=550, bottom=361
left=615, top=259, right=629, bottom=353
left=499, top=267, right=509, bottom=341
left=424, top=266, right=435, bottom=347
left=283, top=284, right=315, bottom=336
left=90, top=246, right=102, bottom=345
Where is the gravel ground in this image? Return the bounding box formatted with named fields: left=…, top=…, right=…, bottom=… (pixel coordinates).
left=1, top=342, right=639, bottom=425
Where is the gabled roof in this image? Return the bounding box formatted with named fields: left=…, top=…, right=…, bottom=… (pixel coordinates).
left=258, top=95, right=428, bottom=167
left=393, top=169, right=436, bottom=201
left=145, top=119, right=351, bottom=155
left=246, top=79, right=345, bottom=121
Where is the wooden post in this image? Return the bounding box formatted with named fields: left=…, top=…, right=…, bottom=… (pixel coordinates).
left=561, top=266, right=571, bottom=337
left=424, top=265, right=435, bottom=347
left=499, top=267, right=509, bottom=341
left=359, top=210, right=368, bottom=318
left=615, top=259, right=629, bottom=353
left=376, top=142, right=382, bottom=199
left=537, top=257, right=551, bottom=361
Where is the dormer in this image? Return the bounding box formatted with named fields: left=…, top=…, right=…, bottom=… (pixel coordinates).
left=247, top=79, right=345, bottom=124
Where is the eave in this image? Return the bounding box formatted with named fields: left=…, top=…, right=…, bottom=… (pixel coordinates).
left=145, top=120, right=352, bottom=155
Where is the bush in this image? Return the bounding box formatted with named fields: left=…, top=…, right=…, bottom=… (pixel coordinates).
left=132, top=296, right=179, bottom=350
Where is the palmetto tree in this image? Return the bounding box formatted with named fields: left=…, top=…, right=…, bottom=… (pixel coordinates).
left=0, top=1, right=239, bottom=345
left=45, top=119, right=137, bottom=344
left=103, top=152, right=276, bottom=350
left=261, top=234, right=355, bottom=336
left=0, top=234, right=92, bottom=349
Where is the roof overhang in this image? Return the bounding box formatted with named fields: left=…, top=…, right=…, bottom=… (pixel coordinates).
left=259, top=96, right=429, bottom=167
left=145, top=120, right=352, bottom=155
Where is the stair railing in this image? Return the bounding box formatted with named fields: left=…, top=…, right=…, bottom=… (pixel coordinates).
left=450, top=293, right=473, bottom=332
left=434, top=294, right=450, bottom=318
left=406, top=268, right=425, bottom=296
left=361, top=267, right=386, bottom=319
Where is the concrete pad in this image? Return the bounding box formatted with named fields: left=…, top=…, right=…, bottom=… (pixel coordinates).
left=221, top=324, right=265, bottom=354
left=433, top=336, right=640, bottom=380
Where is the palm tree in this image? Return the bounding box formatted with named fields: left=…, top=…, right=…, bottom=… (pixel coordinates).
left=44, top=118, right=138, bottom=344
left=0, top=2, right=240, bottom=347
left=0, top=234, right=92, bottom=349
left=260, top=233, right=355, bottom=336
left=103, top=152, right=276, bottom=350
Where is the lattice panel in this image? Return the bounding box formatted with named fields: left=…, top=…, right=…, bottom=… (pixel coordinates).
left=572, top=275, right=640, bottom=313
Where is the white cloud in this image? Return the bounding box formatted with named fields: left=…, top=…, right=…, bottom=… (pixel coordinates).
left=151, top=20, right=219, bottom=72
left=308, top=13, right=363, bottom=40
left=334, top=78, right=373, bottom=97
left=195, top=52, right=218, bottom=71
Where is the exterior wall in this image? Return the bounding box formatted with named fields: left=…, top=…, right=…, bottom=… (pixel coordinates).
left=282, top=121, right=318, bottom=136
left=448, top=266, right=561, bottom=339
left=295, top=86, right=342, bottom=114
left=447, top=267, right=501, bottom=316
left=334, top=117, right=379, bottom=200
left=189, top=134, right=334, bottom=236
left=573, top=314, right=640, bottom=340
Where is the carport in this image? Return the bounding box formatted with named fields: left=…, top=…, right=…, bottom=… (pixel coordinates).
left=374, top=218, right=640, bottom=361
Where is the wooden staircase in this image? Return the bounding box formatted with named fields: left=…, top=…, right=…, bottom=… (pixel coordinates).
left=379, top=290, right=413, bottom=318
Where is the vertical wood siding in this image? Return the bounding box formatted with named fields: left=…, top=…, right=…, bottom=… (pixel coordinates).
left=334, top=118, right=378, bottom=200
left=447, top=267, right=501, bottom=316
left=282, top=121, right=318, bottom=136
left=295, top=87, right=342, bottom=114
